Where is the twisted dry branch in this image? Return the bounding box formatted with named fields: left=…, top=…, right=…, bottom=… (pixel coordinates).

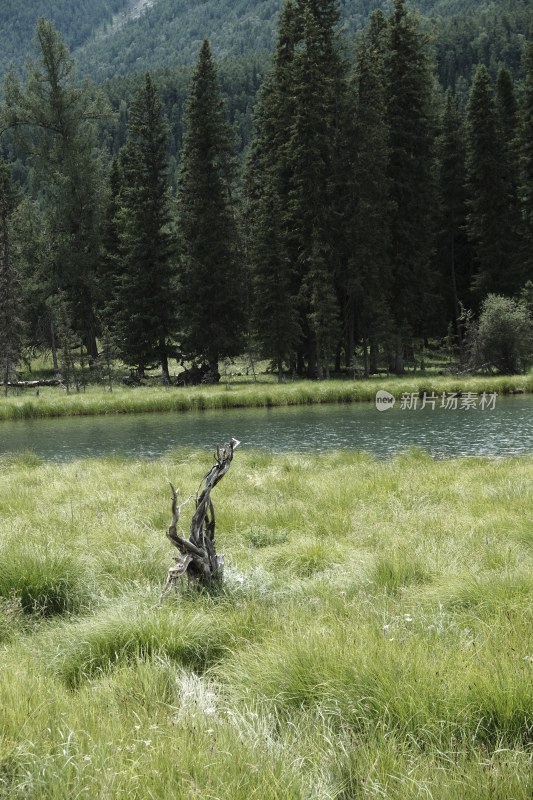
left=160, top=438, right=240, bottom=599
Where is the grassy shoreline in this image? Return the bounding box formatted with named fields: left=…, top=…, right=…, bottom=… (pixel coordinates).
left=0, top=449, right=532, bottom=798
left=1, top=372, right=532, bottom=421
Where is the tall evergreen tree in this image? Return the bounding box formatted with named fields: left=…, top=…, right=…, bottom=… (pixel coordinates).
left=518, top=41, right=533, bottom=285
left=1, top=19, right=106, bottom=358
left=177, top=40, right=245, bottom=373
left=495, top=66, right=522, bottom=283
left=385, top=0, right=437, bottom=372
left=436, top=90, right=472, bottom=354
left=0, top=159, right=22, bottom=394
left=247, top=0, right=347, bottom=378
left=287, top=2, right=345, bottom=378
left=113, top=73, right=176, bottom=381
left=346, top=10, right=392, bottom=375
left=465, top=64, right=519, bottom=297
left=244, top=0, right=304, bottom=377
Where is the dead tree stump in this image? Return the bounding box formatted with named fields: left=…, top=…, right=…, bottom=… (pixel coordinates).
left=161, top=438, right=240, bottom=598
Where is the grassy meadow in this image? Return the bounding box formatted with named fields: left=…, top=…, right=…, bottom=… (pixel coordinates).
left=1, top=371, right=532, bottom=421
left=0, top=447, right=532, bottom=798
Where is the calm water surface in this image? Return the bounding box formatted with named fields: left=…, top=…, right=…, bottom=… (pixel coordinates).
left=0, top=394, right=532, bottom=461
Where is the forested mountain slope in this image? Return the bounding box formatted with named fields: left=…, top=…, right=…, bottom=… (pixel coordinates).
left=0, top=0, right=531, bottom=87
left=0, top=0, right=129, bottom=75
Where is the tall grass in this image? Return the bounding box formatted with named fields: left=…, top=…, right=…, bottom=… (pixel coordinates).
left=0, top=449, right=531, bottom=797
left=0, top=371, right=532, bottom=420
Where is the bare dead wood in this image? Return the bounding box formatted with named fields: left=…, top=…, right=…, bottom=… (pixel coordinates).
left=160, top=438, right=240, bottom=600
left=7, top=379, right=64, bottom=388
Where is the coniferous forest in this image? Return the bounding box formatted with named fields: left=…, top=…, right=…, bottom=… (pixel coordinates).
left=0, top=0, right=532, bottom=385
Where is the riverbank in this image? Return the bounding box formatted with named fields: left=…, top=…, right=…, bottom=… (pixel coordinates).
left=1, top=372, right=532, bottom=420
left=0, top=449, right=531, bottom=798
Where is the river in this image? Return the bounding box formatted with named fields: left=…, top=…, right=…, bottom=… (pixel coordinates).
left=0, top=393, right=531, bottom=461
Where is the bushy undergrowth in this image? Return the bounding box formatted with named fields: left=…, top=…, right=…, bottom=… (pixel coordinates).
left=0, top=449, right=531, bottom=798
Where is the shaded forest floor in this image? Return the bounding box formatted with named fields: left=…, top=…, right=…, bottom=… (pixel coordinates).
left=0, top=449, right=531, bottom=798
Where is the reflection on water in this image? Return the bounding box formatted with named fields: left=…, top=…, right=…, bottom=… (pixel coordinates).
left=0, top=394, right=532, bottom=462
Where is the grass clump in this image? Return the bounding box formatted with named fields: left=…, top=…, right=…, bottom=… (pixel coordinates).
left=52, top=602, right=230, bottom=687
left=371, top=550, right=432, bottom=593
left=0, top=547, right=94, bottom=616
left=246, top=525, right=290, bottom=548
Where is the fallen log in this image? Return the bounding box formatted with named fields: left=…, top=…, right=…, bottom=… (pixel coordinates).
left=7, top=379, right=64, bottom=388
left=160, top=438, right=240, bottom=599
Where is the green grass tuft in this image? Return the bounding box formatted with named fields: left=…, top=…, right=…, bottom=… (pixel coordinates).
left=371, top=550, right=432, bottom=593
left=0, top=548, right=95, bottom=616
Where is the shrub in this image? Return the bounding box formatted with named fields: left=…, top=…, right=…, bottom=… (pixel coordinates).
left=473, top=294, right=533, bottom=374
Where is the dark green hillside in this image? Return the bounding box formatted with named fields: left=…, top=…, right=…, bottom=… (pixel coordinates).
left=0, top=0, right=530, bottom=89
left=76, top=0, right=280, bottom=81
left=74, top=0, right=532, bottom=88
left=0, top=0, right=129, bottom=75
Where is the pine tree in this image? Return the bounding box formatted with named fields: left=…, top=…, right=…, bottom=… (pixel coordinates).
left=244, top=0, right=303, bottom=377
left=113, top=73, right=176, bottom=381
left=346, top=10, right=392, bottom=375
left=98, top=158, right=122, bottom=315
left=247, top=0, right=347, bottom=378
left=286, top=3, right=344, bottom=378
left=2, top=19, right=106, bottom=358
left=177, top=40, right=245, bottom=373
left=249, top=185, right=302, bottom=380
left=0, top=159, right=22, bottom=394
left=385, top=0, right=437, bottom=372
left=495, top=66, right=522, bottom=285
left=465, top=64, right=518, bottom=297
left=518, top=41, right=533, bottom=284
left=436, top=90, right=472, bottom=355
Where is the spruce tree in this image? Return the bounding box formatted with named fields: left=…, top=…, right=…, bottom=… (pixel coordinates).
left=0, top=159, right=22, bottom=394
left=495, top=66, right=522, bottom=285
left=518, top=41, right=533, bottom=284
left=177, top=40, right=245, bottom=373
left=248, top=0, right=347, bottom=378
left=250, top=187, right=302, bottom=379
left=287, top=3, right=344, bottom=378
left=244, top=0, right=303, bottom=377
left=465, top=64, right=518, bottom=297
left=436, top=90, right=472, bottom=355
left=2, top=19, right=106, bottom=358
left=385, top=0, right=437, bottom=372
left=113, top=73, right=176, bottom=381
left=346, top=10, right=392, bottom=375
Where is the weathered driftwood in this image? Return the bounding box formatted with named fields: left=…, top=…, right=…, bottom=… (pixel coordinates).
left=161, top=438, right=240, bottom=599
left=7, top=379, right=64, bottom=388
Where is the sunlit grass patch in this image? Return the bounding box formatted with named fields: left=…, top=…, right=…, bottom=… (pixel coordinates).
left=371, top=550, right=433, bottom=593
left=246, top=525, right=290, bottom=548
left=0, top=547, right=95, bottom=616
left=48, top=591, right=277, bottom=688
left=0, top=372, right=532, bottom=421
left=51, top=600, right=230, bottom=687
left=268, top=538, right=344, bottom=578
left=0, top=449, right=531, bottom=797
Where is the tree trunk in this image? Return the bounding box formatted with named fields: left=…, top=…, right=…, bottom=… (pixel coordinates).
left=160, top=339, right=170, bottom=385
left=50, top=320, right=58, bottom=372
